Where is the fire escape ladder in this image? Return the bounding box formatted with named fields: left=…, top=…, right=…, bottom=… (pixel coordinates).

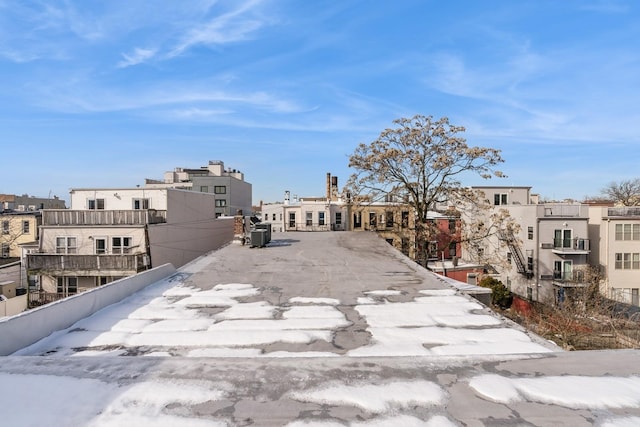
left=499, top=230, right=527, bottom=275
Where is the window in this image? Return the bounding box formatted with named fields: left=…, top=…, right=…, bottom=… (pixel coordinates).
left=215, top=199, right=227, bottom=207
left=369, top=212, right=377, bottom=227
left=448, top=219, right=456, bottom=232
left=272, top=213, right=276, bottom=221
left=22, top=220, right=30, bottom=234
left=554, top=260, right=572, bottom=280
left=214, top=186, right=226, bottom=194
left=448, top=241, right=457, bottom=257
left=494, top=193, right=508, bottom=205
left=95, top=238, right=107, bottom=255
left=615, top=253, right=640, bottom=269
left=200, top=186, right=209, bottom=193
left=88, top=199, right=105, bottom=210
left=335, top=212, right=342, bottom=225
left=318, top=212, right=325, bottom=226
left=401, top=211, right=409, bottom=228
left=401, top=238, right=409, bottom=255
left=554, top=229, right=572, bottom=248
left=1, top=243, right=8, bottom=258
left=506, top=252, right=512, bottom=264
left=57, top=277, right=78, bottom=297
left=56, top=237, right=77, bottom=254
left=133, top=198, right=150, bottom=210
left=353, top=212, right=362, bottom=228
left=615, top=224, right=640, bottom=241
left=386, top=211, right=394, bottom=228
left=2, top=220, right=9, bottom=234
left=527, top=226, right=534, bottom=240
left=306, top=211, right=313, bottom=226
left=288, top=212, right=296, bottom=228
left=112, top=237, right=132, bottom=254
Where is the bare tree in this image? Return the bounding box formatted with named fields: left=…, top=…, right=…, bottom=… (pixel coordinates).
left=601, top=179, right=640, bottom=206
left=347, top=115, right=508, bottom=265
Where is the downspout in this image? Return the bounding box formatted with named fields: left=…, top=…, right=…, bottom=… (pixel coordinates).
left=536, top=217, right=540, bottom=302
left=605, top=218, right=610, bottom=298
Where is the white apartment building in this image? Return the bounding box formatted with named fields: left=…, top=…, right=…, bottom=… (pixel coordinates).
left=27, top=188, right=233, bottom=301
left=145, top=160, right=252, bottom=217
left=590, top=206, right=640, bottom=306
left=471, top=186, right=591, bottom=304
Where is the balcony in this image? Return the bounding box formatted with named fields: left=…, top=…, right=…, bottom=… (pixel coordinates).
left=551, top=238, right=590, bottom=255
left=607, top=207, right=640, bottom=217
left=42, top=209, right=167, bottom=226
left=27, top=253, right=149, bottom=275
left=538, top=204, right=588, bottom=218
left=552, top=268, right=588, bottom=286
left=540, top=268, right=589, bottom=285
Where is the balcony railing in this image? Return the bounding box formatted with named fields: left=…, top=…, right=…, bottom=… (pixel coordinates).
left=551, top=238, right=590, bottom=254
left=42, top=209, right=167, bottom=226
left=552, top=268, right=587, bottom=283
left=538, top=205, right=588, bottom=218
left=607, top=207, right=640, bottom=217
left=27, top=253, right=148, bottom=274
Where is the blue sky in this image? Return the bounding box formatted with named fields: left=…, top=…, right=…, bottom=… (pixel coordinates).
left=1, top=0, right=639, bottom=204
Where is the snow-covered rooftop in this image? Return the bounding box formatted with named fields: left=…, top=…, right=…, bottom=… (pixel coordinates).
left=2, top=231, right=640, bottom=426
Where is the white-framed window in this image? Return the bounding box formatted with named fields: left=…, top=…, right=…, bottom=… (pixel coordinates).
left=95, top=238, right=107, bottom=255
left=57, top=277, right=78, bottom=296
left=112, top=237, right=132, bottom=254
left=554, top=260, right=573, bottom=280
left=615, top=223, right=640, bottom=241
left=494, top=193, right=508, bottom=205
left=1, top=220, right=9, bottom=234
left=56, top=237, right=77, bottom=254
left=22, top=220, right=30, bottom=234
left=305, top=211, right=313, bottom=226
left=527, top=226, right=534, bottom=240
left=318, top=212, right=325, bottom=226
left=554, top=229, right=572, bottom=248
left=1, top=243, right=9, bottom=258
left=214, top=186, right=226, bottom=194
left=215, top=199, right=227, bottom=207
left=615, top=253, right=640, bottom=269
left=133, top=198, right=149, bottom=210
left=288, top=212, right=296, bottom=228
left=88, top=199, right=105, bottom=210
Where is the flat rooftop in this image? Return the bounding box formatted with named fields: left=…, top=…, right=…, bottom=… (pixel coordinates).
left=3, top=232, right=640, bottom=426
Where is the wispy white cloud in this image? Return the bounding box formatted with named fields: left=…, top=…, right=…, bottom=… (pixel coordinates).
left=118, top=48, right=158, bottom=68
left=168, top=0, right=266, bottom=57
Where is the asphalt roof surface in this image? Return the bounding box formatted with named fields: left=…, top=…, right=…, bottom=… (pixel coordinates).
left=4, top=232, right=640, bottom=426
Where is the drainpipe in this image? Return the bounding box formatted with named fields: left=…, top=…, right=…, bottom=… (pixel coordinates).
left=605, top=218, right=610, bottom=298
left=536, top=217, right=540, bottom=302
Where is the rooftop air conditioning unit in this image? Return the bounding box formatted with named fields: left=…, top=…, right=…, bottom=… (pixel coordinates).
left=250, top=230, right=267, bottom=248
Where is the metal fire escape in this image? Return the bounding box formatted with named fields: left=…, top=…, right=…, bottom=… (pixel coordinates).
left=499, top=230, right=531, bottom=278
